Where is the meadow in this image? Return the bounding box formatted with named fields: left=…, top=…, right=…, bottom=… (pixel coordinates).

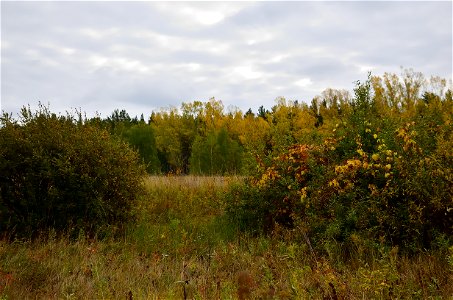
left=1, top=176, right=451, bottom=299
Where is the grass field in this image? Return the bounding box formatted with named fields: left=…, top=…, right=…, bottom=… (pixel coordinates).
left=1, top=176, right=452, bottom=299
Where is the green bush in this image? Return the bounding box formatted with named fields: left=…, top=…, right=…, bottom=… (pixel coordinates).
left=225, top=76, right=453, bottom=253
left=225, top=144, right=319, bottom=233
left=226, top=123, right=453, bottom=252
left=0, top=106, right=146, bottom=238
left=225, top=181, right=286, bottom=234
left=319, top=121, right=453, bottom=251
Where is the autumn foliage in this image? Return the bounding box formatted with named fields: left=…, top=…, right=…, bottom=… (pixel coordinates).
left=226, top=71, right=453, bottom=252
left=1, top=69, right=451, bottom=251
left=0, top=70, right=452, bottom=298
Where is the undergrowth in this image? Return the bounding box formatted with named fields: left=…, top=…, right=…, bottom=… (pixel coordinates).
left=1, top=176, right=452, bottom=299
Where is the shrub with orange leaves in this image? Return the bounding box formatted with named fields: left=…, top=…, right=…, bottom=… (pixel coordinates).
left=307, top=120, right=452, bottom=251
left=226, top=144, right=319, bottom=233
left=226, top=76, right=452, bottom=253
left=226, top=119, right=452, bottom=252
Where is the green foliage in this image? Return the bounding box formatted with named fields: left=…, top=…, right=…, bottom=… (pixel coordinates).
left=320, top=121, right=453, bottom=251
left=0, top=106, right=145, bottom=238
left=122, top=124, right=160, bottom=174
left=3, top=176, right=452, bottom=299
left=225, top=182, right=275, bottom=234
left=225, top=73, right=453, bottom=253
left=226, top=144, right=319, bottom=234
left=76, top=69, right=450, bottom=179
left=189, top=128, right=242, bottom=175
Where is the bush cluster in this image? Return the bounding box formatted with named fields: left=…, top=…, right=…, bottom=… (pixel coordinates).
left=226, top=77, right=453, bottom=252
left=0, top=106, right=145, bottom=238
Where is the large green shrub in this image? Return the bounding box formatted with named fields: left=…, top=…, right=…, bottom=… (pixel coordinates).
left=225, top=76, right=453, bottom=252
left=0, top=106, right=145, bottom=237
left=225, top=144, right=322, bottom=234
left=226, top=125, right=453, bottom=252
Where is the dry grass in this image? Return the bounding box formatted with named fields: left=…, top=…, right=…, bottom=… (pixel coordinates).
left=145, top=175, right=242, bottom=188
left=1, top=176, right=452, bottom=299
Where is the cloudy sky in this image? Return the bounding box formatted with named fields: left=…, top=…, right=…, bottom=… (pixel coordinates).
left=1, top=1, right=452, bottom=119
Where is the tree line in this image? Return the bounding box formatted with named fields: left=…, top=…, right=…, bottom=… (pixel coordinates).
left=86, top=69, right=452, bottom=176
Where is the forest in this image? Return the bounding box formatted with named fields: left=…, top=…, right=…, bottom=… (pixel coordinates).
left=87, top=70, right=452, bottom=177
left=1, top=69, right=452, bottom=298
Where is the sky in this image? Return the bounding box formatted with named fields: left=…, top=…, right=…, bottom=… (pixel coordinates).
left=1, top=1, right=452, bottom=120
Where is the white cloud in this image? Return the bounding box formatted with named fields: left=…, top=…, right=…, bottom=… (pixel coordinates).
left=178, top=6, right=226, bottom=26
left=78, top=27, right=120, bottom=39
left=267, top=54, right=289, bottom=64
left=88, top=55, right=109, bottom=68
left=294, top=78, right=313, bottom=88
left=1, top=40, right=11, bottom=50
left=231, top=64, right=263, bottom=80
left=243, top=28, right=274, bottom=46
left=132, top=29, right=231, bottom=55
left=151, top=2, right=254, bottom=28
left=1, top=1, right=451, bottom=119
left=358, top=65, right=376, bottom=74
left=177, top=63, right=202, bottom=72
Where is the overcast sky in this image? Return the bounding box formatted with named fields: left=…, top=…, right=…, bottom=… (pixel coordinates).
left=1, top=1, right=452, bottom=119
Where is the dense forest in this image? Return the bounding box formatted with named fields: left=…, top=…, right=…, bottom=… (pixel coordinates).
left=86, top=69, right=452, bottom=177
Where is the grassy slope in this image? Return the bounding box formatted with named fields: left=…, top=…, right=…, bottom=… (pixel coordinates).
left=1, top=176, right=452, bottom=299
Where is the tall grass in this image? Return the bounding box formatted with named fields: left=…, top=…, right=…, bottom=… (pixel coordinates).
left=1, top=176, right=452, bottom=299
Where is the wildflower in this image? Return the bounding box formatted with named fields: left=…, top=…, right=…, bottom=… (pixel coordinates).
left=351, top=159, right=362, bottom=167
left=373, top=134, right=378, bottom=139
left=397, top=128, right=406, bottom=137
left=300, top=187, right=308, bottom=202
left=350, top=233, right=360, bottom=244
left=368, top=184, right=378, bottom=195
left=344, top=181, right=354, bottom=190
left=329, top=179, right=340, bottom=188
left=357, top=149, right=365, bottom=157
left=372, top=154, right=379, bottom=161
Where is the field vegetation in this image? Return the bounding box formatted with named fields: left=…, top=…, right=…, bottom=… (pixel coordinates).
left=1, top=69, right=452, bottom=298
left=1, top=176, right=452, bottom=299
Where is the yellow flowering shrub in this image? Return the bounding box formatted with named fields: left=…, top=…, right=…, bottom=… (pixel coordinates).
left=226, top=76, right=452, bottom=252
left=320, top=121, right=452, bottom=250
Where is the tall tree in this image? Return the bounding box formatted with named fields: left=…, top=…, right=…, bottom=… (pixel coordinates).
left=122, top=124, right=160, bottom=174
